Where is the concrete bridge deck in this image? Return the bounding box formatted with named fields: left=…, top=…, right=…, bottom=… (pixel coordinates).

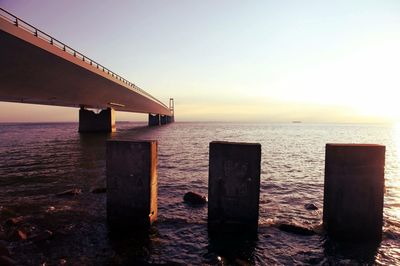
left=0, top=8, right=173, bottom=131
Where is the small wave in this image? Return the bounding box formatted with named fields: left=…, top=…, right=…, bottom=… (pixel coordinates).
left=159, top=165, right=177, bottom=169
left=157, top=217, right=207, bottom=226
left=157, top=217, right=188, bottom=224
left=383, top=229, right=400, bottom=240
left=261, top=183, right=284, bottom=190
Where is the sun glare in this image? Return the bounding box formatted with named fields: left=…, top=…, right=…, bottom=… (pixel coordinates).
left=258, top=40, right=400, bottom=122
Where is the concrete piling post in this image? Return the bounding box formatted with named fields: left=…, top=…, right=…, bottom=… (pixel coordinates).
left=107, top=140, right=158, bottom=229
left=79, top=107, right=116, bottom=132
left=148, top=114, right=161, bottom=126
left=323, top=144, right=385, bottom=241
left=208, top=141, right=261, bottom=234
left=160, top=115, right=167, bottom=125
left=166, top=116, right=174, bottom=123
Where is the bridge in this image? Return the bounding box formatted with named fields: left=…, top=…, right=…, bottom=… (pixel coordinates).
left=0, top=8, right=174, bottom=132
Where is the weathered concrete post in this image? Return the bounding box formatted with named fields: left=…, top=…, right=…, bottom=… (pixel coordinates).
left=148, top=114, right=160, bottom=126
left=79, top=107, right=116, bottom=132
left=160, top=115, right=167, bottom=125
left=323, top=144, right=385, bottom=241
left=208, top=141, right=261, bottom=234
left=107, top=140, right=158, bottom=229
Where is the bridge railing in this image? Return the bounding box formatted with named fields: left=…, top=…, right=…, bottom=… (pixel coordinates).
left=0, top=8, right=169, bottom=109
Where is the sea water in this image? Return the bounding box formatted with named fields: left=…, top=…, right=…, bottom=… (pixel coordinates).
left=0, top=122, right=399, bottom=265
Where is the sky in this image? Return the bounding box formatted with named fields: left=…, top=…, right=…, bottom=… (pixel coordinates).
left=1, top=0, right=400, bottom=123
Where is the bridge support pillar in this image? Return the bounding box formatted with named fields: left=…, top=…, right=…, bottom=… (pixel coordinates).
left=148, top=114, right=161, bottom=126
left=107, top=140, right=158, bottom=230
left=323, top=144, right=385, bottom=241
left=160, top=115, right=167, bottom=125
left=79, top=107, right=116, bottom=133
left=166, top=116, right=174, bottom=123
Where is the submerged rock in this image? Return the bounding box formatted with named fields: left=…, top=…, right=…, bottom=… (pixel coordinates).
left=278, top=223, right=315, bottom=236
left=183, top=192, right=207, bottom=206
left=56, top=188, right=81, bottom=197
left=304, top=203, right=318, bottom=211
left=9, top=229, right=28, bottom=241
left=18, top=229, right=28, bottom=240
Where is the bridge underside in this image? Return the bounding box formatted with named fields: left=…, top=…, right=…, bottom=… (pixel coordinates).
left=0, top=16, right=173, bottom=131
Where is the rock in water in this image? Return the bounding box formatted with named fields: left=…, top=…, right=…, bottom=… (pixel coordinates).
left=10, top=229, right=28, bottom=241
left=5, top=216, right=25, bottom=226
left=304, top=203, right=318, bottom=211
left=278, top=223, right=315, bottom=236
left=183, top=192, right=207, bottom=206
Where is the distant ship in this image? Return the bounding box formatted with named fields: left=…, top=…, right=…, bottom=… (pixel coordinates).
left=292, top=121, right=302, bottom=123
